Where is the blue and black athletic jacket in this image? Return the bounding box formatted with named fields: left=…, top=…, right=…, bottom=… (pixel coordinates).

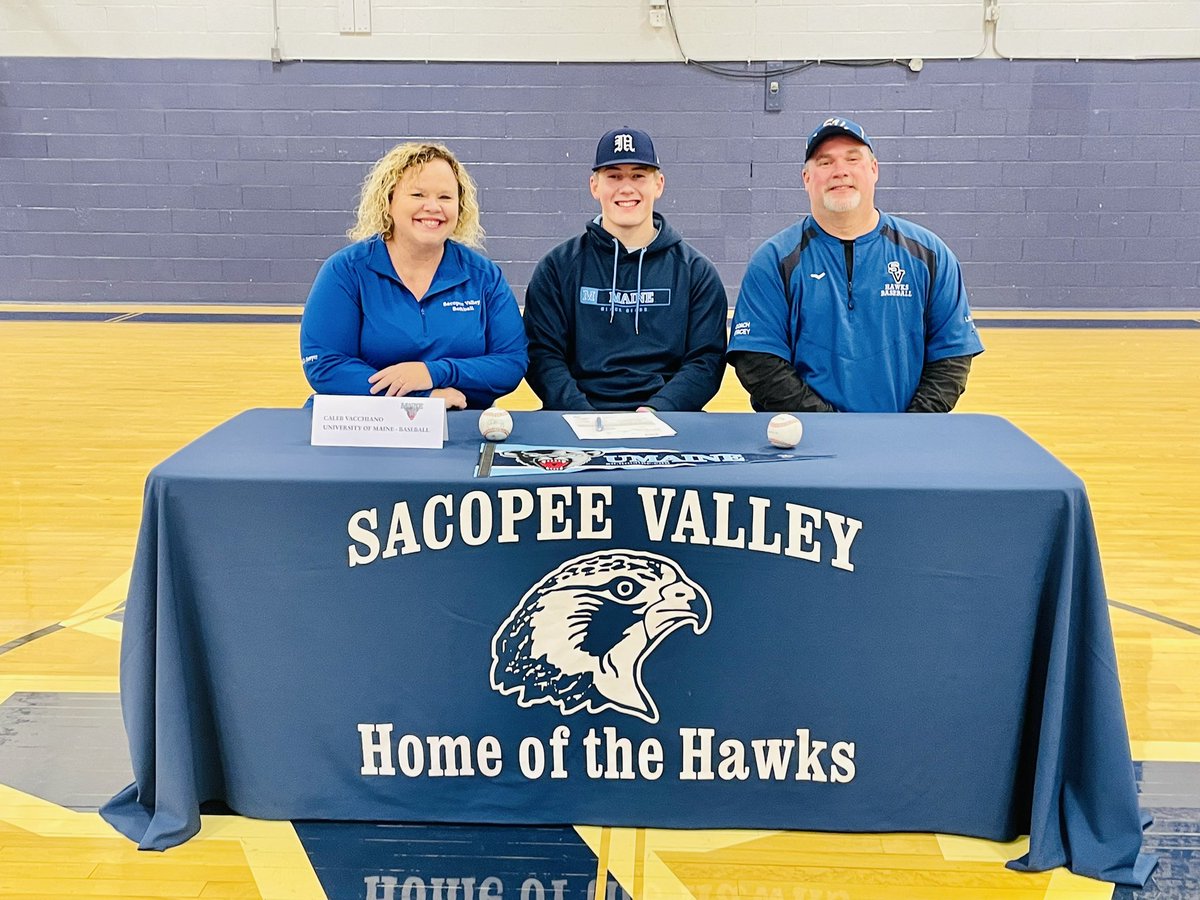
left=728, top=213, right=983, bottom=413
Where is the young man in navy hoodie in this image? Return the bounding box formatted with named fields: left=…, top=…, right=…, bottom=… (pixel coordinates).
left=523, top=128, right=728, bottom=411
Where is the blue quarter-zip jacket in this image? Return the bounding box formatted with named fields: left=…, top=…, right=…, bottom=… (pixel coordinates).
left=729, top=213, right=983, bottom=413
left=523, top=213, right=728, bottom=411
left=300, top=236, right=528, bottom=409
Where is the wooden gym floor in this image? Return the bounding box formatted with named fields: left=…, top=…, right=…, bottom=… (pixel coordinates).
left=1, top=304, right=1197, bottom=899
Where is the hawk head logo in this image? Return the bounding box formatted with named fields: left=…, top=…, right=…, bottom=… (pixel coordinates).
left=887, top=261, right=905, bottom=283
left=490, top=550, right=712, bottom=723
left=399, top=402, right=423, bottom=420
left=499, top=448, right=603, bottom=473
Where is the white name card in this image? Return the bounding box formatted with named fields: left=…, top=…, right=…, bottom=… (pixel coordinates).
left=311, top=394, right=446, bottom=449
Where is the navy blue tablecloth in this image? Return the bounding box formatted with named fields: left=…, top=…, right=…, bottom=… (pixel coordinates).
left=101, top=409, right=1154, bottom=885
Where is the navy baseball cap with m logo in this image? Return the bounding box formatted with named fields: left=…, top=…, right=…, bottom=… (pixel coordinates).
left=593, top=128, right=660, bottom=170
left=804, top=117, right=874, bottom=160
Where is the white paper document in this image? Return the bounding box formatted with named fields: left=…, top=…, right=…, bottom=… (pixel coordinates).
left=311, top=395, right=446, bottom=448
left=563, top=412, right=677, bottom=440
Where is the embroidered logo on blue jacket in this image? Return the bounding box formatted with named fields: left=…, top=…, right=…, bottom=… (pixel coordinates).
left=490, top=550, right=711, bottom=723
left=880, top=262, right=913, bottom=299
left=580, top=287, right=671, bottom=309
left=442, top=297, right=482, bottom=312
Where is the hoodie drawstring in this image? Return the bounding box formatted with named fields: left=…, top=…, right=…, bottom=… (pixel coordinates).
left=607, top=238, right=649, bottom=336
left=608, top=237, right=620, bottom=323
left=633, top=246, right=646, bottom=335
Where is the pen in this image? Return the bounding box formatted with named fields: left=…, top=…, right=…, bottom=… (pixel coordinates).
left=595, top=416, right=604, bottom=432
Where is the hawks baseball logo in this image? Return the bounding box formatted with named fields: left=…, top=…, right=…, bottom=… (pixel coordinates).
left=399, top=402, right=423, bottom=421
left=887, top=261, right=905, bottom=283
left=490, top=550, right=712, bottom=723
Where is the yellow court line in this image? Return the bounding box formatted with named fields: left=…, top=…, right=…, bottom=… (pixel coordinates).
left=0, top=784, right=124, bottom=839
left=60, top=569, right=130, bottom=628
left=593, top=825, right=611, bottom=899
left=633, top=827, right=645, bottom=899
left=580, top=827, right=1114, bottom=899
left=70, top=619, right=123, bottom=642
left=578, top=826, right=781, bottom=899
left=1046, top=867, right=1118, bottom=897
left=1129, top=740, right=1200, bottom=762
left=935, top=833, right=1031, bottom=863
left=3, top=302, right=1198, bottom=320
left=0, top=676, right=121, bottom=695
left=936, top=835, right=1113, bottom=897
left=0, top=570, right=126, bottom=660
left=971, top=308, right=1200, bottom=320
left=193, top=818, right=327, bottom=900
left=0, top=784, right=325, bottom=900
left=0, top=302, right=305, bottom=315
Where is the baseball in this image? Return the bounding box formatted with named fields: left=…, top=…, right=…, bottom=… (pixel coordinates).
left=767, top=413, right=803, bottom=448
left=478, top=407, right=513, bottom=442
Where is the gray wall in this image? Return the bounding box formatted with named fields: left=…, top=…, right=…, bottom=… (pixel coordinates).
left=1, top=57, right=1198, bottom=308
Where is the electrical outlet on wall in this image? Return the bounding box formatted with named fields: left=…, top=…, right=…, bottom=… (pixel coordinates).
left=649, top=2, right=667, bottom=28
left=764, top=61, right=783, bottom=112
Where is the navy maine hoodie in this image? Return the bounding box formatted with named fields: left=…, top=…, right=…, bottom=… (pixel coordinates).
left=523, top=213, right=728, bottom=411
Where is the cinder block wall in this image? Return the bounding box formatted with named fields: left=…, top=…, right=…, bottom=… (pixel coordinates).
left=1, top=57, right=1198, bottom=308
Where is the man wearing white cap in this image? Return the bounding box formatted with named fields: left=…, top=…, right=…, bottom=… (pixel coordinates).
left=728, top=116, right=983, bottom=413
left=523, top=127, right=728, bottom=411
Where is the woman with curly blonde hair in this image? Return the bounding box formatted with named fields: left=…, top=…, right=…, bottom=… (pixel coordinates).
left=300, top=142, right=526, bottom=409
